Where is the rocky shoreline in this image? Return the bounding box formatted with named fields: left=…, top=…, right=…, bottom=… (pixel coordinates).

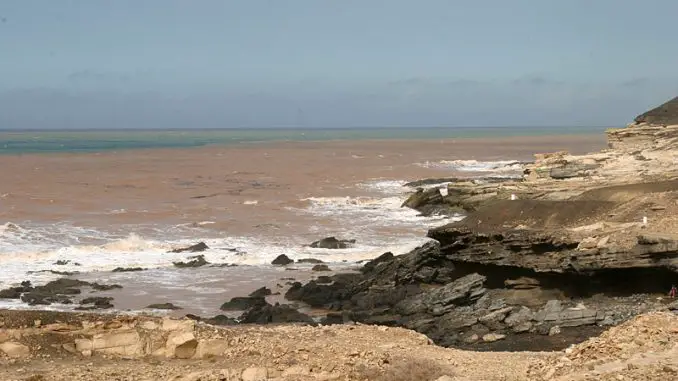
left=169, top=95, right=678, bottom=352
left=3, top=97, right=678, bottom=378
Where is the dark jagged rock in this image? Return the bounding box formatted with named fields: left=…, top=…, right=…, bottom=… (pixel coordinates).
left=90, top=283, right=123, bottom=291
left=426, top=198, right=678, bottom=274
left=315, top=275, right=333, bottom=284
left=173, top=254, right=209, bottom=268
left=395, top=274, right=487, bottom=316
left=209, top=263, right=238, bottom=268
left=311, top=264, right=331, bottom=272
left=281, top=237, right=655, bottom=350
left=360, top=252, right=394, bottom=274
left=4, top=278, right=121, bottom=306
left=220, top=296, right=267, bottom=311
left=112, top=267, right=145, bottom=272
left=634, top=96, right=678, bottom=125
left=285, top=241, right=454, bottom=311
left=238, top=302, right=314, bottom=325
left=169, top=242, right=209, bottom=253
left=145, top=303, right=182, bottom=310
left=54, top=260, right=81, bottom=266
left=309, top=237, right=355, bottom=249
left=248, top=287, right=272, bottom=298
left=27, top=270, right=80, bottom=276
left=271, top=254, right=293, bottom=266
left=203, top=314, right=238, bottom=326
left=0, top=281, right=33, bottom=299
left=297, top=258, right=324, bottom=264
left=77, top=297, right=114, bottom=310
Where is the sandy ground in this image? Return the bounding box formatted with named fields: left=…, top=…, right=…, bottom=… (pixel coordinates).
left=0, top=309, right=676, bottom=381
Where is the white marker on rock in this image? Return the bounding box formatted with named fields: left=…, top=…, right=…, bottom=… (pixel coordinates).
left=439, top=187, right=449, bottom=197
left=643, top=216, right=648, bottom=225
left=510, top=194, right=517, bottom=200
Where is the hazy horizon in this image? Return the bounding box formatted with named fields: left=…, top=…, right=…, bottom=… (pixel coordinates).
left=1, top=0, right=677, bottom=130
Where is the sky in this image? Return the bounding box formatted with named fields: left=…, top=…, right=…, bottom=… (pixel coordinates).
left=1, top=0, right=677, bottom=129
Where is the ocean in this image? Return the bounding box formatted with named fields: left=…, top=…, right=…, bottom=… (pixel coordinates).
left=0, top=127, right=608, bottom=316
left=0, top=126, right=607, bottom=154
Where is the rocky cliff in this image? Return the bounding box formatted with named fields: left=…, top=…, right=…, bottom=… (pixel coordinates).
left=317, top=95, right=678, bottom=351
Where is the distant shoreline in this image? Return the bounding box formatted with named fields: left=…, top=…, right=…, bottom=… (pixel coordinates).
left=0, top=126, right=608, bottom=155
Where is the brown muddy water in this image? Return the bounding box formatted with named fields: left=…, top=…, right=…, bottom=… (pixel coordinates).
left=0, top=135, right=606, bottom=316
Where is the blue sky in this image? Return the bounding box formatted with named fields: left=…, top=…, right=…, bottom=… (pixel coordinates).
left=1, top=0, right=677, bottom=128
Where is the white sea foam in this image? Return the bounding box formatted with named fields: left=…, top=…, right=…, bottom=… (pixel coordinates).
left=0, top=170, right=463, bottom=301
left=358, top=179, right=410, bottom=194
left=0, top=218, right=446, bottom=291
left=418, top=159, right=524, bottom=173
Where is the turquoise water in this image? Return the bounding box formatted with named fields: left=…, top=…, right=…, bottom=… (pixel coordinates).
left=0, top=126, right=608, bottom=154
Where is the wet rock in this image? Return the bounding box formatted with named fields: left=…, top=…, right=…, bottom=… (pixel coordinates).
left=146, top=303, right=183, bottom=310
left=54, top=260, right=81, bottom=266
left=202, top=315, right=238, bottom=326
left=238, top=302, right=314, bottom=324
left=77, top=297, right=114, bottom=310
left=297, top=258, right=324, bottom=264
left=311, top=264, right=331, bottom=272
left=360, top=252, right=394, bottom=274
left=16, top=279, right=121, bottom=306
left=173, top=255, right=209, bottom=268
left=284, top=273, right=363, bottom=308
left=0, top=288, right=22, bottom=299
left=27, top=269, right=80, bottom=276
left=169, top=242, right=209, bottom=253
left=0, top=281, right=32, bottom=299
left=112, top=267, right=145, bottom=272
left=315, top=276, right=333, bottom=284
left=309, top=237, right=355, bottom=249
left=248, top=287, right=272, bottom=298
left=220, top=296, right=267, bottom=311
left=22, top=292, right=72, bottom=306
left=90, top=283, right=123, bottom=291
left=271, top=254, right=293, bottom=266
